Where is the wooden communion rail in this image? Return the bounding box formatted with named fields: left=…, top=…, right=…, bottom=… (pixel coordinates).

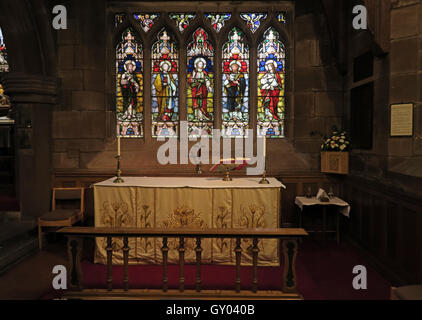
left=57, top=227, right=308, bottom=300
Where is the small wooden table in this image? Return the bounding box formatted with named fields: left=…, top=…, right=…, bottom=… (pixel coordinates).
left=294, top=196, right=350, bottom=244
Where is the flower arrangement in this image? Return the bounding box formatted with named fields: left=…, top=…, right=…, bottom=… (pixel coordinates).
left=321, top=128, right=350, bottom=152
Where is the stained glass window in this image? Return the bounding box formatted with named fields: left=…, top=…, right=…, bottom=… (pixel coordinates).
left=151, top=29, right=179, bottom=137
left=0, top=27, right=8, bottom=72
left=115, top=13, right=125, bottom=28
left=134, top=13, right=160, bottom=32
left=257, top=27, right=285, bottom=138
left=240, top=13, right=267, bottom=33
left=116, top=28, right=144, bottom=138
left=277, top=12, right=286, bottom=24
left=222, top=27, right=249, bottom=137
left=186, top=28, right=214, bottom=137
left=205, top=13, right=231, bottom=32
left=169, top=13, right=195, bottom=32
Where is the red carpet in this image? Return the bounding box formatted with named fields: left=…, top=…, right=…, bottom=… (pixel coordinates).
left=76, top=239, right=391, bottom=300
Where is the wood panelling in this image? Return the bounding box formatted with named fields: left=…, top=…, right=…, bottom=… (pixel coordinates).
left=400, top=208, right=421, bottom=278
left=386, top=201, right=398, bottom=263
left=342, top=176, right=422, bottom=285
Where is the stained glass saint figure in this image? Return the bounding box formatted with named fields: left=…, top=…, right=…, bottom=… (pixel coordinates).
left=260, top=60, right=283, bottom=120
left=222, top=27, right=249, bottom=137
left=188, top=57, right=213, bottom=120
left=152, top=29, right=179, bottom=137
left=120, top=60, right=141, bottom=119
left=116, top=28, right=143, bottom=137
left=154, top=60, right=177, bottom=121
left=187, top=28, right=214, bottom=137
left=257, top=28, right=285, bottom=138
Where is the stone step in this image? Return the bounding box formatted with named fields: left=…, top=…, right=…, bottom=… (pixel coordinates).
left=0, top=219, right=37, bottom=245
left=0, top=235, right=38, bottom=275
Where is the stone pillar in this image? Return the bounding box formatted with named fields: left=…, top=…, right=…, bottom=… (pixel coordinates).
left=2, top=73, right=57, bottom=217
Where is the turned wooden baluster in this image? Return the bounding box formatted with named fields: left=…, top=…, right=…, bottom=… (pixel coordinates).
left=235, top=237, right=242, bottom=293
left=252, top=237, right=259, bottom=293
left=106, top=236, right=113, bottom=291
left=195, top=237, right=202, bottom=292
left=123, top=236, right=129, bottom=291
left=282, top=239, right=299, bottom=293
left=67, top=237, right=83, bottom=291
left=161, top=237, right=169, bottom=292
left=179, top=237, right=185, bottom=292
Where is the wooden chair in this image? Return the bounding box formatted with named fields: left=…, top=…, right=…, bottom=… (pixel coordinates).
left=38, top=187, right=84, bottom=249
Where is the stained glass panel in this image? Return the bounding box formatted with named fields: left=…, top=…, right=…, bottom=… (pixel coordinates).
left=240, top=13, right=267, bottom=33
left=222, top=27, right=249, bottom=137
left=186, top=28, right=214, bottom=138
left=277, top=12, right=286, bottom=24
left=151, top=29, right=179, bottom=137
left=205, top=13, right=231, bottom=32
left=169, top=13, right=195, bottom=32
left=0, top=27, right=8, bottom=72
left=257, top=27, right=285, bottom=138
left=114, top=13, right=125, bottom=28
left=134, top=13, right=160, bottom=32
left=116, top=28, right=143, bottom=138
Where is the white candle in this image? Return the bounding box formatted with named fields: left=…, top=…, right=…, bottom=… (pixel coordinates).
left=117, top=136, right=121, bottom=156
left=263, top=135, right=266, bottom=158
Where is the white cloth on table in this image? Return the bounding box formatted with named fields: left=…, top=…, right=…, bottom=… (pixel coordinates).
left=295, top=196, right=350, bottom=217
left=95, top=176, right=286, bottom=189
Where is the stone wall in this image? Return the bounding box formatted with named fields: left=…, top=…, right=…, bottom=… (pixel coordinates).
left=344, top=0, right=422, bottom=196
left=388, top=0, right=422, bottom=178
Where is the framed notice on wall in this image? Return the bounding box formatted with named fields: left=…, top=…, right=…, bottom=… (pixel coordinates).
left=390, top=103, right=413, bottom=137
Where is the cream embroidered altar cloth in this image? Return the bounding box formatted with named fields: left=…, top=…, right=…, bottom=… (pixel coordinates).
left=93, top=177, right=284, bottom=266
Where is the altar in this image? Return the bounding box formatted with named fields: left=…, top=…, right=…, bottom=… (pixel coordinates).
left=93, top=177, right=285, bottom=266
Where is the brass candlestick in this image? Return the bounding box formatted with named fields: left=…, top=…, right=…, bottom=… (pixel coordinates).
left=195, top=164, right=202, bottom=175
left=195, top=146, right=202, bottom=175
left=223, top=165, right=232, bottom=181
left=259, top=155, right=269, bottom=184
left=259, top=169, right=270, bottom=184
left=113, top=155, right=124, bottom=183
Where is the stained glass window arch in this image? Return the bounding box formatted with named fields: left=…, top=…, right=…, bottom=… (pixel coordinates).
left=116, top=27, right=144, bottom=138
left=186, top=27, right=214, bottom=138
left=0, top=26, right=9, bottom=106
left=151, top=28, right=179, bottom=137
left=222, top=27, right=249, bottom=137
left=257, top=27, right=286, bottom=138
left=0, top=27, right=9, bottom=73
left=113, top=10, right=290, bottom=140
